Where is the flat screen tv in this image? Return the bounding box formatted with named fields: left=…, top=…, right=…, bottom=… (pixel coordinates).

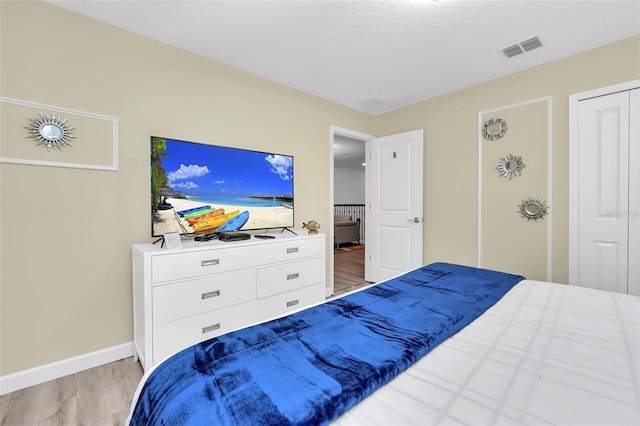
left=151, top=136, right=294, bottom=236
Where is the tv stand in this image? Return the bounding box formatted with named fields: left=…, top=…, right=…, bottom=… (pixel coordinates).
left=152, top=236, right=165, bottom=247
left=132, top=232, right=326, bottom=370
left=258, top=227, right=297, bottom=235
left=281, top=227, right=297, bottom=235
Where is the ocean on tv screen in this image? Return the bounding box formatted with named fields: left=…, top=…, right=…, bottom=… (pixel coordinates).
left=151, top=136, right=294, bottom=236
left=188, top=195, right=292, bottom=208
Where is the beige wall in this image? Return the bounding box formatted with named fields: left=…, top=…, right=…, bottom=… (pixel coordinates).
left=1, top=0, right=638, bottom=377
left=479, top=99, right=550, bottom=281
left=372, top=35, right=640, bottom=283
left=0, top=1, right=372, bottom=375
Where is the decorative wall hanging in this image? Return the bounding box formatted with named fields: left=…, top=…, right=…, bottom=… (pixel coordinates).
left=518, top=197, right=549, bottom=221
left=25, top=113, right=75, bottom=151
left=496, top=154, right=525, bottom=179
left=482, top=117, right=508, bottom=140
left=1, top=97, right=118, bottom=171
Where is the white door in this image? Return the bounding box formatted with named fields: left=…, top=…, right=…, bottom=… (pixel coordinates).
left=366, top=130, right=424, bottom=282
left=629, top=88, right=640, bottom=295
left=576, top=91, right=630, bottom=293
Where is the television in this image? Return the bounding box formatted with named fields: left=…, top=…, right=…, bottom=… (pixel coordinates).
left=151, top=136, right=294, bottom=237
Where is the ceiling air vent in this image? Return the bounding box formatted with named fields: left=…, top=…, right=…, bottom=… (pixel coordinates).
left=503, top=44, right=524, bottom=58
left=357, top=96, right=389, bottom=109
left=521, top=37, right=543, bottom=52
left=502, top=36, right=543, bottom=58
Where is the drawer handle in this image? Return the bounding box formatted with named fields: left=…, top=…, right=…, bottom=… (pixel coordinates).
left=287, top=273, right=300, bottom=280
left=202, top=323, right=221, bottom=334
left=201, top=290, right=221, bottom=299
left=286, top=299, right=299, bottom=308
left=201, top=259, right=220, bottom=267
left=286, top=247, right=299, bottom=254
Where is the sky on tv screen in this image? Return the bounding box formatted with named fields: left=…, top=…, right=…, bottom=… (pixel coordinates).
left=163, top=138, right=293, bottom=199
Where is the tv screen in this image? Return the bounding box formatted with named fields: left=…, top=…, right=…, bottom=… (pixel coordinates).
left=151, top=136, right=293, bottom=236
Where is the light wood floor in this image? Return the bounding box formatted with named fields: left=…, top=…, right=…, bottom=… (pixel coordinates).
left=0, top=357, right=143, bottom=426
left=332, top=243, right=368, bottom=298
left=0, top=247, right=367, bottom=425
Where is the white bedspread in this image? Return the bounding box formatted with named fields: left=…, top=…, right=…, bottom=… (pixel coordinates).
left=334, top=280, right=640, bottom=425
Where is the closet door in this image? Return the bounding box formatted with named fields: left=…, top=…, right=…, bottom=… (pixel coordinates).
left=576, top=91, right=630, bottom=293
left=629, top=89, right=639, bottom=295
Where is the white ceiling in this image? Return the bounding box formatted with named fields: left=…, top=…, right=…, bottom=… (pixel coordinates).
left=334, top=135, right=367, bottom=170
left=45, top=0, right=639, bottom=169
left=47, top=0, right=640, bottom=117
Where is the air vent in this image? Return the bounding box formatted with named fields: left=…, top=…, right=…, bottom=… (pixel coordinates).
left=503, top=44, right=524, bottom=58
left=502, top=36, right=543, bottom=58
left=357, top=96, right=389, bottom=108
left=521, top=37, right=543, bottom=52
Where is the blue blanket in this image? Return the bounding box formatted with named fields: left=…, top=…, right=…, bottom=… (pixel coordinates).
left=129, top=262, right=524, bottom=425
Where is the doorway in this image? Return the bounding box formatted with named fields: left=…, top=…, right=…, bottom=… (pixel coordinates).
left=330, top=127, right=371, bottom=297
left=329, top=127, right=424, bottom=296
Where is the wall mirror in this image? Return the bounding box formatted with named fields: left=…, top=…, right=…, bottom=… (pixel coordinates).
left=482, top=118, right=508, bottom=141
left=518, top=197, right=548, bottom=221
left=26, top=113, right=75, bottom=150
left=41, top=124, right=63, bottom=140
left=496, top=154, right=525, bottom=179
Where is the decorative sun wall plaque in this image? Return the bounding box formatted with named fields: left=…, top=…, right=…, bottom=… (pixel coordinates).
left=0, top=97, right=118, bottom=171
left=496, top=154, right=525, bottom=179
left=26, top=113, right=75, bottom=151
left=518, top=197, right=549, bottom=221
left=482, top=117, right=508, bottom=141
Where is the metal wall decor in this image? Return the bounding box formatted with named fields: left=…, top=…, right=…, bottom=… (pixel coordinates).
left=518, top=197, right=548, bottom=221
left=496, top=154, right=525, bottom=179
left=26, top=113, right=75, bottom=151
left=482, top=117, right=508, bottom=140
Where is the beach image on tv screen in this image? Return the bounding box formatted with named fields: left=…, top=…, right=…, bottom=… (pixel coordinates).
left=151, top=137, right=293, bottom=235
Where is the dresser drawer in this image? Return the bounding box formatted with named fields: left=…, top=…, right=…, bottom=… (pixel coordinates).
left=256, top=282, right=325, bottom=320
left=256, top=257, right=324, bottom=298
left=255, top=237, right=324, bottom=265
left=153, top=301, right=256, bottom=364
left=151, top=246, right=258, bottom=284
left=152, top=268, right=256, bottom=325
left=133, top=234, right=326, bottom=370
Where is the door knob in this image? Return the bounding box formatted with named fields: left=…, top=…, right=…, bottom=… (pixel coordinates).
left=407, top=217, right=421, bottom=223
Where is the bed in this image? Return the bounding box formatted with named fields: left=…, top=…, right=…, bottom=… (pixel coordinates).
left=127, top=262, right=640, bottom=425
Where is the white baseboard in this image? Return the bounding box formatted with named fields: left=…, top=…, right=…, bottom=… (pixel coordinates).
left=0, top=342, right=134, bottom=395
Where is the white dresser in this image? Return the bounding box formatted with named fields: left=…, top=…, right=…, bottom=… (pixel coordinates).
left=132, top=232, right=326, bottom=370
